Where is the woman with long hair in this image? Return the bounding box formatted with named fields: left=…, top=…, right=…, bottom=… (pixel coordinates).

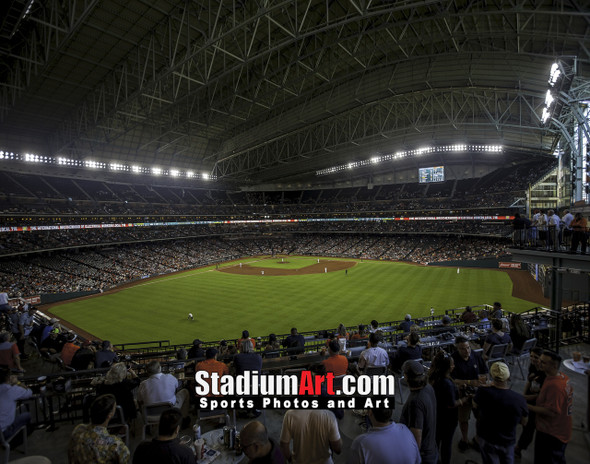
left=509, top=314, right=531, bottom=351
left=92, top=362, right=140, bottom=423
left=429, top=351, right=468, bottom=464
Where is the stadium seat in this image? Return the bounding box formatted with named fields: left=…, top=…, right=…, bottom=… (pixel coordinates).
left=486, top=343, right=509, bottom=369
left=140, top=402, right=170, bottom=441
left=107, top=406, right=129, bottom=447
left=0, top=421, right=27, bottom=464
left=507, top=338, right=537, bottom=380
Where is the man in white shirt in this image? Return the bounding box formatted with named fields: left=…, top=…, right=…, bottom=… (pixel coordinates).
left=0, top=291, right=12, bottom=313
left=358, top=333, right=390, bottom=371
left=280, top=409, right=342, bottom=464
left=547, top=209, right=561, bottom=251
left=137, top=360, right=190, bottom=419
left=561, top=209, right=574, bottom=247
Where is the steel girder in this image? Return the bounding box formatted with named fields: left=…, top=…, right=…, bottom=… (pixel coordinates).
left=1, top=0, right=584, bottom=181
left=212, top=86, right=554, bottom=181
left=0, top=0, right=100, bottom=120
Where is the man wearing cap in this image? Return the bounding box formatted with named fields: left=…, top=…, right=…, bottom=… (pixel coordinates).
left=60, top=333, right=81, bottom=367
left=473, top=362, right=528, bottom=464
left=398, top=314, right=414, bottom=333
left=400, top=360, right=438, bottom=464
left=195, top=348, right=229, bottom=397
left=282, top=328, right=305, bottom=355
left=187, top=339, right=205, bottom=359
left=349, top=402, right=420, bottom=464
left=529, top=351, right=573, bottom=464
left=95, top=340, right=119, bottom=368
left=451, top=335, right=488, bottom=451
left=435, top=315, right=456, bottom=335
left=17, top=305, right=36, bottom=359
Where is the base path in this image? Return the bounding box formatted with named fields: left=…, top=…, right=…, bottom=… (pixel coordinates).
left=220, top=260, right=356, bottom=276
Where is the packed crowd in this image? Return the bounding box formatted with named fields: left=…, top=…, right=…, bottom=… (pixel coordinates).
left=0, top=234, right=509, bottom=295
left=0, top=300, right=575, bottom=464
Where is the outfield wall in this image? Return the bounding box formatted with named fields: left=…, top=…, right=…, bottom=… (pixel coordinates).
left=427, top=257, right=503, bottom=268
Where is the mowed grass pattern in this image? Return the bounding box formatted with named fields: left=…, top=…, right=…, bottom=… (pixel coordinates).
left=51, top=259, right=537, bottom=345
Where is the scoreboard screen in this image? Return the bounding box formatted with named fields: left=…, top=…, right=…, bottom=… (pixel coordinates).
left=419, top=166, right=444, bottom=183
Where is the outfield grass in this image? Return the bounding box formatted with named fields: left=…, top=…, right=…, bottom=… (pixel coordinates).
left=50, top=258, right=538, bottom=345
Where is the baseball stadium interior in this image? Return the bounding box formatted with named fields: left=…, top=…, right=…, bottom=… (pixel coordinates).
left=1, top=1, right=590, bottom=463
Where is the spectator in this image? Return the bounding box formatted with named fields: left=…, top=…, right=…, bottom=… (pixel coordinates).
left=238, top=330, right=256, bottom=352
left=529, top=351, right=574, bottom=464
left=280, top=409, right=342, bottom=464
left=60, top=333, right=81, bottom=367
left=348, top=402, right=420, bottom=464
left=17, top=305, right=36, bottom=358
left=357, top=333, right=389, bottom=372
left=451, top=335, right=488, bottom=451
left=95, top=340, right=119, bottom=368
left=137, top=361, right=190, bottom=424
left=398, top=314, right=414, bottom=333
left=350, top=324, right=368, bottom=341
left=428, top=352, right=465, bottom=464
left=509, top=314, right=531, bottom=352
left=0, top=331, right=24, bottom=372
left=70, top=340, right=97, bottom=370
left=0, top=368, right=32, bottom=442
left=400, top=360, right=438, bottom=464
left=336, top=323, right=349, bottom=340
left=263, top=334, right=281, bottom=357
left=473, top=362, right=528, bottom=463
left=570, top=212, right=587, bottom=254
left=187, top=339, right=204, bottom=359
left=515, top=347, right=546, bottom=459
left=322, top=339, right=348, bottom=377
left=390, top=332, right=422, bottom=372
left=0, top=291, right=12, bottom=313
left=491, top=302, right=503, bottom=319
left=233, top=340, right=262, bottom=418
left=240, top=420, right=285, bottom=463
left=196, top=348, right=229, bottom=397
left=68, top=394, right=130, bottom=464
left=282, top=328, right=305, bottom=355
left=132, top=407, right=194, bottom=464
left=482, top=319, right=512, bottom=360
left=93, top=362, right=140, bottom=423
left=460, top=306, right=477, bottom=324
left=369, top=320, right=379, bottom=333
left=435, top=315, right=456, bottom=335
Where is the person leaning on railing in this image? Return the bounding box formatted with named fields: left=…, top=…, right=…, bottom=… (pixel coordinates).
left=569, top=212, right=588, bottom=254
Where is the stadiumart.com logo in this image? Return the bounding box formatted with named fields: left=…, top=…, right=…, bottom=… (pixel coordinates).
left=195, top=370, right=394, bottom=410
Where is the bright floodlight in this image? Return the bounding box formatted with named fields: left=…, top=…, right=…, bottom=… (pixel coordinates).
left=541, top=107, right=551, bottom=123
left=132, top=165, right=141, bottom=173
left=549, top=63, right=561, bottom=86
left=186, top=170, right=194, bottom=178
left=545, top=90, right=555, bottom=107
left=152, top=167, right=162, bottom=176
left=202, top=172, right=209, bottom=180
left=170, top=169, right=179, bottom=177
left=371, top=157, right=380, bottom=164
